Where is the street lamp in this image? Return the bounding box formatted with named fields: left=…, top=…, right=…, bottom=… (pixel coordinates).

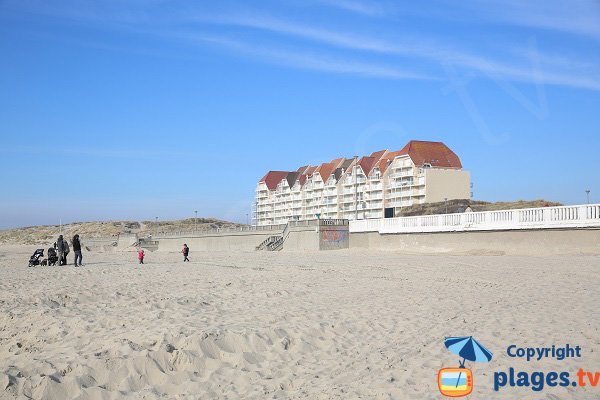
left=586, top=190, right=590, bottom=204
left=194, top=210, right=198, bottom=233
left=155, top=216, right=158, bottom=237
left=444, top=198, right=448, bottom=214
left=353, top=156, right=358, bottom=220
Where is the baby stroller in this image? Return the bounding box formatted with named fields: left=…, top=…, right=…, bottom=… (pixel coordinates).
left=47, top=247, right=58, bottom=266
left=28, top=249, right=44, bottom=267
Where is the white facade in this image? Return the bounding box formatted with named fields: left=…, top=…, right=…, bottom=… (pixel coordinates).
left=254, top=141, right=470, bottom=226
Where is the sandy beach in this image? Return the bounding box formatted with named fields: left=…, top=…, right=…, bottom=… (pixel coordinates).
left=1, top=246, right=598, bottom=399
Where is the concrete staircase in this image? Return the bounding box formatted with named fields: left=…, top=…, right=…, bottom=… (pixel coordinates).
left=256, top=224, right=289, bottom=251
left=255, top=235, right=281, bottom=251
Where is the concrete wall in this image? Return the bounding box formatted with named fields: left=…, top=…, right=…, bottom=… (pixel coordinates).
left=350, top=228, right=600, bottom=255
left=424, top=168, right=470, bottom=203
left=84, top=237, right=119, bottom=252
left=282, top=224, right=350, bottom=252
left=153, top=223, right=349, bottom=253
left=115, top=234, right=138, bottom=252
left=282, top=226, right=320, bottom=252
left=156, top=231, right=276, bottom=252
left=319, top=226, right=350, bottom=250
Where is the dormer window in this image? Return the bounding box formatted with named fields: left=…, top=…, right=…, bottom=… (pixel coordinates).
left=422, top=163, right=432, bottom=169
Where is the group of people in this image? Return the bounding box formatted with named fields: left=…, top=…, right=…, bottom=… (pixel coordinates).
left=137, top=243, right=190, bottom=264
left=52, top=236, right=189, bottom=267
left=54, top=234, right=84, bottom=267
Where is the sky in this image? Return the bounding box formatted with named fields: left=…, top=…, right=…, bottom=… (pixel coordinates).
left=0, top=0, right=599, bottom=228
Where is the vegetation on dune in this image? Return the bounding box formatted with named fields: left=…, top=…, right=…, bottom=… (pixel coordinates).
left=398, top=199, right=562, bottom=217
left=0, top=218, right=244, bottom=245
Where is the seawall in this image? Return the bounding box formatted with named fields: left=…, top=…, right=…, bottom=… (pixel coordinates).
left=350, top=228, right=600, bottom=255
left=157, top=231, right=275, bottom=252
left=153, top=221, right=350, bottom=252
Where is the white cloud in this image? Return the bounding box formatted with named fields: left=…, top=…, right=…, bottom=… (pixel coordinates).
left=318, top=0, right=389, bottom=16
left=474, top=0, right=600, bottom=40
left=200, top=14, right=600, bottom=90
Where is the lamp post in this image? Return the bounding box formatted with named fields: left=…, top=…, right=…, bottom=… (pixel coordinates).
left=353, top=156, right=358, bottom=221
left=155, top=216, right=158, bottom=237
left=194, top=210, right=198, bottom=233
left=444, top=198, right=448, bottom=214
left=586, top=190, right=590, bottom=204
left=246, top=213, right=249, bottom=225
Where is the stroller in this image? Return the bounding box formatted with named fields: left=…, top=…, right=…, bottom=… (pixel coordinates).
left=28, top=249, right=44, bottom=267
left=47, top=247, right=58, bottom=266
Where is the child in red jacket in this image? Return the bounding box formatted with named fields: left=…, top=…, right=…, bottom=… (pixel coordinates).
left=138, top=249, right=145, bottom=264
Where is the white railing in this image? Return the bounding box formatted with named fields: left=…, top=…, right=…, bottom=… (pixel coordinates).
left=350, top=204, right=600, bottom=234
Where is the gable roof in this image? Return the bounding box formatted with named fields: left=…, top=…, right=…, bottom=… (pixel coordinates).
left=370, top=149, right=387, bottom=160
left=314, top=162, right=336, bottom=182
left=298, top=174, right=308, bottom=186
left=376, top=158, right=391, bottom=174
left=286, top=172, right=300, bottom=188
left=356, top=156, right=378, bottom=176
left=259, top=171, right=290, bottom=190
left=339, top=158, right=354, bottom=172
left=329, top=157, right=345, bottom=169
left=258, top=140, right=462, bottom=189
left=304, top=165, right=317, bottom=176
left=397, top=140, right=462, bottom=168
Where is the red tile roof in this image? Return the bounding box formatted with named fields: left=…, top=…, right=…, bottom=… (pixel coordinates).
left=398, top=140, right=462, bottom=168
left=376, top=158, right=391, bottom=174
left=314, top=162, right=336, bottom=182
left=298, top=174, right=308, bottom=186
left=305, top=165, right=317, bottom=176
left=259, top=171, right=290, bottom=190
left=258, top=140, right=462, bottom=189
left=356, top=156, right=378, bottom=176
left=370, top=150, right=387, bottom=160
left=329, top=157, right=345, bottom=169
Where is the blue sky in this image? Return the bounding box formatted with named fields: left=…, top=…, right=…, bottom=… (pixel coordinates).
left=1, top=0, right=599, bottom=228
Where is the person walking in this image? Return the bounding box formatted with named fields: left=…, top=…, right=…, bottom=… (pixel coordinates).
left=63, top=239, right=70, bottom=266
left=138, top=249, right=145, bottom=264
left=72, top=234, right=83, bottom=267
left=182, top=244, right=190, bottom=262
left=56, top=235, right=65, bottom=266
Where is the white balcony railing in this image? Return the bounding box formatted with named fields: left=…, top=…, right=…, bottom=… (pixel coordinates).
left=350, top=204, right=600, bottom=234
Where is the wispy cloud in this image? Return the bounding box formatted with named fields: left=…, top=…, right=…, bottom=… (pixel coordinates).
left=180, top=32, right=434, bottom=81
left=477, top=0, right=600, bottom=40
left=319, top=0, right=389, bottom=17
left=4, top=0, right=600, bottom=90
left=199, top=14, right=600, bottom=90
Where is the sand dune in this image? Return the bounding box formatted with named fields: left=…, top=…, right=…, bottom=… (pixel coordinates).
left=0, top=218, right=243, bottom=245
left=1, top=246, right=598, bottom=399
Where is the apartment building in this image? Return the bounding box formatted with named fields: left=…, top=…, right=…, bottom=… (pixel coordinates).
left=254, top=140, right=470, bottom=225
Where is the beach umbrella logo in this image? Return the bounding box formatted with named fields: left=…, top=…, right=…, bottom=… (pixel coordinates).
left=438, top=336, right=493, bottom=397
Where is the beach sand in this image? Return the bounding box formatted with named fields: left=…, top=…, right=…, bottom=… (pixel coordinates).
left=1, top=246, right=598, bottom=399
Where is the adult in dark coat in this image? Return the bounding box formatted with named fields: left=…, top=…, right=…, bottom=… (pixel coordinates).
left=56, top=235, right=65, bottom=266
left=72, top=234, right=83, bottom=267
left=63, top=239, right=70, bottom=266
left=182, top=244, right=190, bottom=262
